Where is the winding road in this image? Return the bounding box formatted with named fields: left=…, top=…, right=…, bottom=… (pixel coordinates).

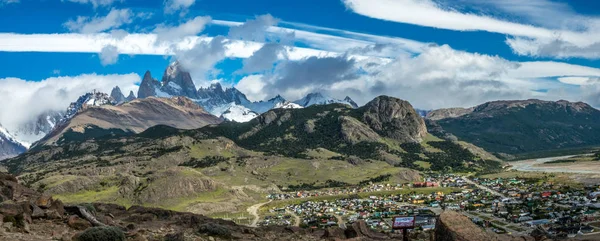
left=247, top=200, right=272, bottom=227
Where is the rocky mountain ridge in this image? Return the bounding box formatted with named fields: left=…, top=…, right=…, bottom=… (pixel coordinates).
left=35, top=96, right=222, bottom=147
left=293, top=92, right=358, bottom=108
left=137, top=62, right=359, bottom=122
left=427, top=99, right=600, bottom=155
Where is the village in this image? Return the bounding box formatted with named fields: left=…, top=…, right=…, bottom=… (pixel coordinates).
left=258, top=174, right=600, bottom=239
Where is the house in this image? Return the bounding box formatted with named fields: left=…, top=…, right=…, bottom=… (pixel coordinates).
left=524, top=219, right=550, bottom=227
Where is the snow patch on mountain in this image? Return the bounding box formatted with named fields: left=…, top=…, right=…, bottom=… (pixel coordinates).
left=0, top=125, right=20, bottom=146
left=274, top=101, right=303, bottom=109
left=293, top=93, right=358, bottom=108
left=11, top=111, right=64, bottom=148
left=220, top=103, right=258, bottom=122
left=62, top=91, right=115, bottom=125
left=0, top=123, right=26, bottom=160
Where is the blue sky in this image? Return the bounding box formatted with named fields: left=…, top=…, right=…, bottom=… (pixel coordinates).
left=3, top=0, right=600, bottom=129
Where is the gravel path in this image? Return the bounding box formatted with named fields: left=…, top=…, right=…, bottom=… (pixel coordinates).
left=247, top=200, right=272, bottom=227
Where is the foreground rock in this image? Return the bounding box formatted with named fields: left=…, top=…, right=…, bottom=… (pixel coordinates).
left=435, top=211, right=536, bottom=241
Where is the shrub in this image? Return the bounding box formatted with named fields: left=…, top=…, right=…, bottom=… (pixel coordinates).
left=81, top=203, right=96, bottom=214
left=198, top=223, right=231, bottom=238
left=77, top=226, right=126, bottom=241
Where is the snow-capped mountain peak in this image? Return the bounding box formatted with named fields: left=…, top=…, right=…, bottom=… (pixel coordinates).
left=0, top=124, right=23, bottom=147
left=166, top=61, right=180, bottom=77
left=274, top=101, right=303, bottom=109
left=343, top=96, right=359, bottom=108
left=12, top=110, right=63, bottom=148
left=209, top=82, right=224, bottom=91
left=63, top=91, right=115, bottom=123
left=161, top=61, right=198, bottom=99
left=293, top=92, right=358, bottom=108
left=0, top=123, right=27, bottom=159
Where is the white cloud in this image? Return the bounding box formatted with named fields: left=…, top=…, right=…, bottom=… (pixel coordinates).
left=64, top=8, right=133, bottom=33
left=164, top=0, right=196, bottom=14
left=235, top=75, right=268, bottom=101
left=64, top=0, right=120, bottom=8
left=0, top=0, right=19, bottom=5
left=506, top=37, right=600, bottom=59
left=558, top=77, right=592, bottom=86
left=153, top=16, right=211, bottom=43
left=241, top=43, right=287, bottom=74
left=343, top=0, right=554, bottom=39
left=0, top=73, right=140, bottom=133
left=213, top=19, right=426, bottom=57
left=3, top=32, right=600, bottom=85
left=328, top=45, right=533, bottom=108
left=99, top=44, right=119, bottom=65
left=52, top=69, right=61, bottom=75
left=174, top=36, right=228, bottom=87
left=506, top=61, right=600, bottom=79
left=245, top=44, right=600, bottom=109
left=228, top=14, right=280, bottom=42
left=343, top=0, right=600, bottom=59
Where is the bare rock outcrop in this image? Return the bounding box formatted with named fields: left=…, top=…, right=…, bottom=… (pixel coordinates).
left=435, top=211, right=533, bottom=241
left=360, top=96, right=428, bottom=143
left=339, top=116, right=381, bottom=144
left=426, top=107, right=474, bottom=120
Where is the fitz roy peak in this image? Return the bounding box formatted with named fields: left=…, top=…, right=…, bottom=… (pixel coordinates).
left=161, top=62, right=199, bottom=99
left=136, top=62, right=360, bottom=122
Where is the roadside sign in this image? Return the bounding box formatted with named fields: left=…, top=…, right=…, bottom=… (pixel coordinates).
left=392, top=216, right=415, bottom=229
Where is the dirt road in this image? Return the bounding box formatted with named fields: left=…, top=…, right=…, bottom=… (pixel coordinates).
left=247, top=200, right=272, bottom=227
left=286, top=210, right=301, bottom=227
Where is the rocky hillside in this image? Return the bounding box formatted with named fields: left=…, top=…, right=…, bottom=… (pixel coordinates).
left=0, top=172, right=411, bottom=241
left=36, top=96, right=221, bottom=146
left=4, top=95, right=501, bottom=216
left=426, top=107, right=475, bottom=120
left=427, top=99, right=600, bottom=156
left=201, top=96, right=428, bottom=159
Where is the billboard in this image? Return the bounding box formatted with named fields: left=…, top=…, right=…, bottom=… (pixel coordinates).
left=392, top=216, right=415, bottom=229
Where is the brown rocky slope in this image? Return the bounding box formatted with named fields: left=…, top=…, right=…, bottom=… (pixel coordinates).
left=37, top=96, right=222, bottom=146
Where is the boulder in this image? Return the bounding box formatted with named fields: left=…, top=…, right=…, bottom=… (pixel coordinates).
left=322, top=227, right=346, bottom=240
left=35, top=194, right=53, bottom=208
left=0, top=203, right=24, bottom=217
left=68, top=215, right=92, bottom=230
left=49, top=199, right=65, bottom=217
left=31, top=204, right=45, bottom=219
